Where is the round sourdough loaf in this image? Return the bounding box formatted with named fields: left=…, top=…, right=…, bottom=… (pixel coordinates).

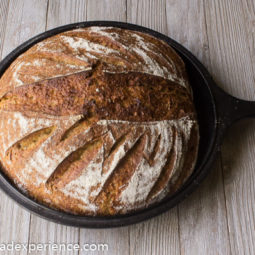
left=0, top=27, right=199, bottom=215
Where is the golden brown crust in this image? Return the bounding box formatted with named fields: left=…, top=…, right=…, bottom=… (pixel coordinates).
left=0, top=27, right=199, bottom=216
left=0, top=63, right=194, bottom=122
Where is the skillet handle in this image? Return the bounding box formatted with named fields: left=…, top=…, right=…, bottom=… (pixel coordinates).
left=211, top=84, right=255, bottom=128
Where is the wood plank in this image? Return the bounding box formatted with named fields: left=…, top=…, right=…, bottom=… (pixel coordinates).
left=29, top=216, right=79, bottom=255
left=127, top=1, right=180, bottom=255
left=0, top=0, right=9, bottom=55
left=0, top=0, right=48, bottom=254
left=2, top=0, right=47, bottom=58
left=166, top=1, right=231, bottom=254
left=80, top=227, right=129, bottom=255
left=204, top=0, right=254, bottom=99
left=129, top=212, right=180, bottom=255
left=166, top=0, right=209, bottom=65
left=127, top=0, right=167, bottom=32
left=204, top=0, right=255, bottom=254
left=242, top=0, right=255, bottom=77
left=47, top=0, right=87, bottom=30
left=79, top=1, right=130, bottom=255
left=86, top=0, right=126, bottom=21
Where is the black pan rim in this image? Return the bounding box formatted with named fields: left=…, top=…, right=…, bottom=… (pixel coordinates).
left=0, top=21, right=219, bottom=228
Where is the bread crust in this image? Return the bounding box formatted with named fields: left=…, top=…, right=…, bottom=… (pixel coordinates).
left=0, top=27, right=199, bottom=215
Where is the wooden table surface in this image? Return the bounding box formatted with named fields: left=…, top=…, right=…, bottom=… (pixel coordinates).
left=0, top=0, right=254, bottom=254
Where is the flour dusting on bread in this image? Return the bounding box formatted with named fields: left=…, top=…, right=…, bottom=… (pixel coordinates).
left=0, top=27, right=199, bottom=215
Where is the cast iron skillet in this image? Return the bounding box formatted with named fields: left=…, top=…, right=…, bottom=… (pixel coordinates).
left=0, top=21, right=254, bottom=228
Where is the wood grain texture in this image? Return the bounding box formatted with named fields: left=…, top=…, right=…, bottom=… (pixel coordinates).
left=204, top=1, right=255, bottom=254
left=29, top=216, right=79, bottom=255
left=47, top=0, right=87, bottom=30
left=129, top=212, right=180, bottom=255
left=1, top=0, right=47, bottom=58
left=86, top=0, right=126, bottom=21
left=0, top=0, right=9, bottom=54
left=0, top=1, right=254, bottom=255
left=166, top=1, right=231, bottom=254
left=127, top=0, right=167, bottom=32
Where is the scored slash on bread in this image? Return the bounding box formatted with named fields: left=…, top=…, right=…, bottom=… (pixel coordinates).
left=0, top=27, right=199, bottom=215
left=94, top=132, right=148, bottom=214
left=0, top=62, right=194, bottom=121
left=46, top=137, right=105, bottom=189
left=101, top=128, right=134, bottom=175
left=60, top=116, right=98, bottom=142
left=5, top=126, right=56, bottom=163
left=146, top=127, right=177, bottom=202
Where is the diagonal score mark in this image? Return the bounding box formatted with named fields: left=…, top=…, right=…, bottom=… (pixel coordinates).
left=46, top=136, right=105, bottom=189
left=6, top=125, right=56, bottom=162
left=94, top=131, right=148, bottom=214
left=146, top=126, right=177, bottom=202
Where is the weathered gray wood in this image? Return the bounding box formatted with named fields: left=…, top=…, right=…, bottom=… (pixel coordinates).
left=86, top=0, right=126, bottom=21
left=2, top=0, right=47, bottom=58
left=166, top=0, right=209, bottom=65
left=0, top=0, right=9, bottom=54
left=29, top=216, right=79, bottom=255
left=127, top=1, right=180, bottom=255
left=166, top=1, right=231, bottom=254
left=178, top=158, right=231, bottom=255
left=80, top=227, right=130, bottom=255
left=129, top=212, right=180, bottom=255
left=47, top=0, right=87, bottom=30
left=127, top=0, right=167, bottom=32
left=204, top=1, right=255, bottom=254
left=0, top=0, right=48, bottom=254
